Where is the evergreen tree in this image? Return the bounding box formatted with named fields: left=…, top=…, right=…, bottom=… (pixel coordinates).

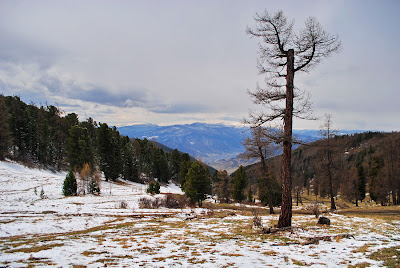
left=88, top=177, right=101, bottom=195
left=215, top=170, right=232, bottom=203
left=47, top=105, right=66, bottom=170
left=369, top=156, right=385, bottom=203
left=179, top=154, right=192, bottom=188
left=6, top=96, right=31, bottom=160
left=232, top=166, right=247, bottom=203
left=97, top=123, right=112, bottom=180
left=357, top=165, right=367, bottom=203
left=258, top=172, right=282, bottom=207
left=63, top=113, right=79, bottom=131
left=183, top=161, right=211, bottom=207
left=97, top=124, right=121, bottom=181
left=0, top=96, right=11, bottom=160
left=63, top=170, right=77, bottom=196
left=110, top=126, right=122, bottom=180
left=36, top=106, right=51, bottom=165
left=158, top=149, right=170, bottom=183
left=147, top=181, right=160, bottom=194
left=138, top=138, right=153, bottom=176
left=154, top=181, right=160, bottom=194
left=170, top=149, right=182, bottom=181
left=122, top=139, right=139, bottom=182
left=147, top=182, right=155, bottom=194
left=67, top=126, right=94, bottom=171
left=151, top=147, right=170, bottom=182
left=247, top=188, right=253, bottom=203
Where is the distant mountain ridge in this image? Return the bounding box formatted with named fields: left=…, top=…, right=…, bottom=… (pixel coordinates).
left=119, top=123, right=247, bottom=163
left=118, top=123, right=362, bottom=171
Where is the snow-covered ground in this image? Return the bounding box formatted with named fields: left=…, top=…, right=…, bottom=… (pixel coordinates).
left=0, top=160, right=399, bottom=267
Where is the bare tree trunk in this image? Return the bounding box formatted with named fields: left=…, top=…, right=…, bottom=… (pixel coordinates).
left=327, top=136, right=336, bottom=211
left=259, top=146, right=274, bottom=214
left=389, top=139, right=397, bottom=205
left=277, top=49, right=294, bottom=228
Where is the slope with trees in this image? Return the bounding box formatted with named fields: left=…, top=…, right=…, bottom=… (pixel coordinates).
left=0, top=95, right=205, bottom=192
left=243, top=131, right=400, bottom=207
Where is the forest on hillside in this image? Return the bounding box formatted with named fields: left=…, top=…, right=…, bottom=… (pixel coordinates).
left=244, top=131, right=400, bottom=207
left=1, top=95, right=399, bottom=209
left=0, top=95, right=198, bottom=186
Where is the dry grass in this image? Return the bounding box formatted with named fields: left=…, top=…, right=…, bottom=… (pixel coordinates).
left=6, top=243, right=64, bottom=253
left=369, top=246, right=400, bottom=268
left=337, top=206, right=400, bottom=222
left=81, top=250, right=108, bottom=257
left=262, top=250, right=277, bottom=256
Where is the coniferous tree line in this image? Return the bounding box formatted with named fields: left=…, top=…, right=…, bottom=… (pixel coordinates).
left=0, top=95, right=196, bottom=186
left=244, top=131, right=400, bottom=207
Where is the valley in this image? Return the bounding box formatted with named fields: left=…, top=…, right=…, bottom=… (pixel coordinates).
left=118, top=123, right=359, bottom=172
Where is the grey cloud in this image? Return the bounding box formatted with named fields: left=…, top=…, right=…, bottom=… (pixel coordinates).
left=38, top=72, right=153, bottom=108
left=69, top=87, right=150, bottom=108
left=149, top=102, right=209, bottom=114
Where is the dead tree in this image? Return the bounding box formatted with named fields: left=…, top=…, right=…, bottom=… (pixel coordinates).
left=319, top=114, right=337, bottom=211
left=242, top=126, right=278, bottom=214
left=246, top=10, right=341, bottom=227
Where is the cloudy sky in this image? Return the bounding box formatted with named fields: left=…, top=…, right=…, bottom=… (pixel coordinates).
left=0, top=0, right=399, bottom=131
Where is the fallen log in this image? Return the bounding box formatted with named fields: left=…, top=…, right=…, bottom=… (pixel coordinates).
left=301, top=234, right=354, bottom=245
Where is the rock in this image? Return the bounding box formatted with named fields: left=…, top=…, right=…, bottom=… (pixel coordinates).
left=185, top=213, right=197, bottom=220
left=317, top=216, right=331, bottom=225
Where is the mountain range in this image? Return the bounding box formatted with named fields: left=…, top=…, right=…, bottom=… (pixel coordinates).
left=118, top=123, right=362, bottom=172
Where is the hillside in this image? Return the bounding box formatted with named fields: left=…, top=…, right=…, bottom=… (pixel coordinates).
left=149, top=140, right=216, bottom=174
left=0, top=95, right=209, bottom=186
left=244, top=131, right=400, bottom=206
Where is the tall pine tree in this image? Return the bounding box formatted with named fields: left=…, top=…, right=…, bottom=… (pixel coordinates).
left=0, top=96, right=11, bottom=160
left=232, top=166, right=247, bottom=203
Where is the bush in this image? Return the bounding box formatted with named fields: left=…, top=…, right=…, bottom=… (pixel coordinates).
left=253, top=211, right=263, bottom=229
left=63, top=171, right=77, bottom=196
left=138, top=197, right=162, bottom=209
left=147, top=181, right=160, bottom=194
left=164, top=194, right=189, bottom=208
left=139, top=194, right=189, bottom=209
left=307, top=203, right=321, bottom=218
left=118, top=201, right=128, bottom=209
left=88, top=178, right=100, bottom=195
left=40, top=187, right=48, bottom=199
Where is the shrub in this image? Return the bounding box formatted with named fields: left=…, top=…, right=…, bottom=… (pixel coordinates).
left=88, top=178, right=100, bottom=195
left=147, top=181, right=160, bottom=194
left=307, top=203, right=321, bottom=218
left=40, top=187, right=48, bottom=199
left=154, top=181, right=160, bottom=194
left=118, top=201, right=128, bottom=209
left=138, top=197, right=162, bottom=209
left=252, top=211, right=263, bottom=229
left=164, top=194, right=189, bottom=208
left=139, top=195, right=188, bottom=209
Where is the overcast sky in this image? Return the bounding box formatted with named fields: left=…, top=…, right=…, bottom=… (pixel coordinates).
left=0, top=0, right=399, bottom=131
